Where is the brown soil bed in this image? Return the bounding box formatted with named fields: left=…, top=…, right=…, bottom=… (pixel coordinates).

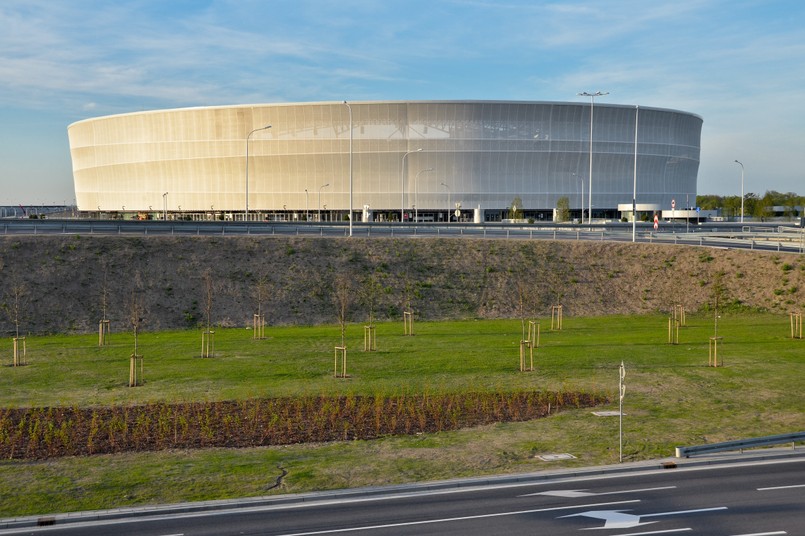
left=0, top=391, right=606, bottom=459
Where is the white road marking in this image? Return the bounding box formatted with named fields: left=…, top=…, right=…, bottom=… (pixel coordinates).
left=272, top=500, right=641, bottom=536
left=757, top=484, right=805, bottom=491
left=561, top=507, right=727, bottom=529
left=522, top=486, right=676, bottom=498
left=606, top=530, right=692, bottom=536
left=729, top=532, right=787, bottom=535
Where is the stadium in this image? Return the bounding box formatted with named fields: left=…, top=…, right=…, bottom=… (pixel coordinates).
left=67, top=100, right=702, bottom=222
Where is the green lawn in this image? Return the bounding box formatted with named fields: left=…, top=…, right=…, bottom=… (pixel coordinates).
left=0, top=312, right=802, bottom=517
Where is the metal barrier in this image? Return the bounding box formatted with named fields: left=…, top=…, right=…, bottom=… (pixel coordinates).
left=675, top=431, right=805, bottom=458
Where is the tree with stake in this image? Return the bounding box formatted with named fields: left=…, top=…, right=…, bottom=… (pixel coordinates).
left=252, top=271, right=271, bottom=340
left=201, top=268, right=215, bottom=357
left=98, top=265, right=111, bottom=346
left=127, top=273, right=146, bottom=386
left=3, top=279, right=28, bottom=366
left=333, top=273, right=352, bottom=377
left=361, top=272, right=381, bottom=351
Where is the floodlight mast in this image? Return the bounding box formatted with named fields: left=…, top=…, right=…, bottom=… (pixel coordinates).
left=578, top=91, right=608, bottom=225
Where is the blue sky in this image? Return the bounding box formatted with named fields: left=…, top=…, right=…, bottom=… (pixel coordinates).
left=1, top=0, right=803, bottom=205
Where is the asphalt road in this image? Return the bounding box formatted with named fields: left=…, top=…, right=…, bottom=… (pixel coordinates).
left=2, top=219, right=803, bottom=253
left=6, top=455, right=802, bottom=535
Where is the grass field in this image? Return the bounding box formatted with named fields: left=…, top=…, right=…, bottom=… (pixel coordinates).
left=0, top=312, right=803, bottom=517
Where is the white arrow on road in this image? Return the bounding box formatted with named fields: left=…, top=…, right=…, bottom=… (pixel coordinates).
left=560, top=506, right=727, bottom=529
left=521, top=486, right=676, bottom=498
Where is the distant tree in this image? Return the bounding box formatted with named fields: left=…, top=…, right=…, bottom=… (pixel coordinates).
left=555, top=196, right=570, bottom=222
left=510, top=196, right=523, bottom=220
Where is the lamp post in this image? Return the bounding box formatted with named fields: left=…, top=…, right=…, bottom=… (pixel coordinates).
left=401, top=148, right=422, bottom=222
left=344, top=101, right=353, bottom=236
left=245, top=124, right=271, bottom=221
left=414, top=168, right=434, bottom=223
left=318, top=183, right=329, bottom=222
left=304, top=189, right=309, bottom=221
left=632, top=105, right=639, bottom=243
left=578, top=91, right=608, bottom=224
left=163, top=192, right=168, bottom=221
left=734, top=159, right=744, bottom=223
left=440, top=182, right=451, bottom=222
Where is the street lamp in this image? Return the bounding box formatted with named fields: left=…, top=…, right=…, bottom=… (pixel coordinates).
left=163, top=192, right=168, bottom=221
left=632, top=105, right=639, bottom=243
left=318, top=183, right=330, bottom=222
left=304, top=188, right=309, bottom=221
left=440, top=182, right=451, bottom=222
left=401, top=148, right=422, bottom=222
left=344, top=101, right=353, bottom=236
left=734, top=159, right=745, bottom=223
left=578, top=91, right=608, bottom=224
left=414, top=168, right=434, bottom=222
left=245, top=124, right=271, bottom=221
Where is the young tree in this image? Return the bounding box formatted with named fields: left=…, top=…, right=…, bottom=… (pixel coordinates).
left=3, top=280, right=27, bottom=340
left=333, top=273, right=353, bottom=348
left=127, top=272, right=146, bottom=357
left=200, top=268, right=216, bottom=357
left=361, top=272, right=382, bottom=328
left=202, top=268, right=215, bottom=333
left=252, top=270, right=272, bottom=339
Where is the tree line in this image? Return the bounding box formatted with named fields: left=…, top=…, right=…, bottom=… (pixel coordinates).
left=697, top=190, right=803, bottom=220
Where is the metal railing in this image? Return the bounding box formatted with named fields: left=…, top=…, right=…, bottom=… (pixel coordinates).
left=675, top=431, right=805, bottom=458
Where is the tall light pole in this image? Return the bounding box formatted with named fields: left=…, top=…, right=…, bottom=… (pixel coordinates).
left=344, top=101, right=353, bottom=236
left=318, top=183, right=329, bottom=222
left=734, top=159, right=745, bottom=223
left=578, top=91, right=608, bottom=224
left=440, top=182, right=451, bottom=222
left=414, top=168, right=434, bottom=222
left=245, top=124, right=271, bottom=221
left=632, top=105, right=639, bottom=243
left=163, top=192, right=168, bottom=221
left=401, top=148, right=422, bottom=222
left=304, top=188, right=309, bottom=221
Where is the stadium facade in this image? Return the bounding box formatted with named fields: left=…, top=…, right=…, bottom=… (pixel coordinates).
left=68, top=100, right=702, bottom=222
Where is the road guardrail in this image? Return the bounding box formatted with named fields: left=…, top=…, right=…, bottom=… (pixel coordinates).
left=675, top=431, right=805, bottom=458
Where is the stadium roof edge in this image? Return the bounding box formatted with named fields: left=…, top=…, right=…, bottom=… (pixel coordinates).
left=68, top=100, right=702, bottom=129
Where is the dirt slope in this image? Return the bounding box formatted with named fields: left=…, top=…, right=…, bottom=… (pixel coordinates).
left=0, top=235, right=802, bottom=334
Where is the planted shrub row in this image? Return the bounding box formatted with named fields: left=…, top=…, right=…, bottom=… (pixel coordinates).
left=0, top=391, right=607, bottom=459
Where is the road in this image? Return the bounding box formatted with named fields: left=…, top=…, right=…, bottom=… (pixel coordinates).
left=1, top=219, right=804, bottom=254
left=5, top=455, right=802, bottom=535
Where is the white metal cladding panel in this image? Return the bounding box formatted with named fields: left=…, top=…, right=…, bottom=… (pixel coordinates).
left=70, top=101, right=701, bottom=212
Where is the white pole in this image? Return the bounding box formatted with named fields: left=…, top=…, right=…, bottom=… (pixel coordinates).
left=441, top=182, right=450, bottom=222
left=344, top=101, right=353, bottom=236
left=619, top=360, right=626, bottom=463
left=246, top=124, right=271, bottom=220
left=632, top=105, right=639, bottom=242
left=578, top=91, right=608, bottom=224
left=400, top=148, right=422, bottom=222
left=734, top=160, right=745, bottom=223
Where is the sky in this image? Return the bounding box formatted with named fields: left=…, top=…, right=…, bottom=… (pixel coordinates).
left=1, top=0, right=803, bottom=206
